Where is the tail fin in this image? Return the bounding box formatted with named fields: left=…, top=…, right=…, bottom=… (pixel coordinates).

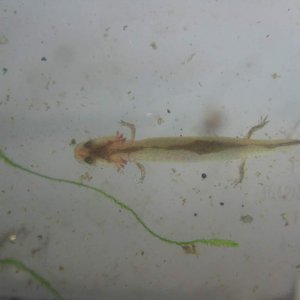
left=263, top=139, right=300, bottom=149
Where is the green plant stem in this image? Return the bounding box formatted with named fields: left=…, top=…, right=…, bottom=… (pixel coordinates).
left=0, top=149, right=238, bottom=247
left=0, top=258, right=65, bottom=300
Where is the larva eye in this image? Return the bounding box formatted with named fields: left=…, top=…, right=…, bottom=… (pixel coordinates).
left=84, top=156, right=94, bottom=164
left=84, top=141, right=93, bottom=148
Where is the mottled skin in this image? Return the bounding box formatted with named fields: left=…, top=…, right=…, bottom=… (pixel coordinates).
left=74, top=118, right=300, bottom=183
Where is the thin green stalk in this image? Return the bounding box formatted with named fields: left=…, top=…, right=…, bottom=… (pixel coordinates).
left=0, top=258, right=65, bottom=300
left=0, top=149, right=238, bottom=247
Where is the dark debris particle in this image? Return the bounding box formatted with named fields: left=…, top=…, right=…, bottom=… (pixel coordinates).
left=181, top=244, right=197, bottom=254
left=41, top=57, right=47, bottom=61
left=194, top=213, right=197, bottom=216
left=59, top=265, right=64, bottom=271
left=150, top=42, right=158, bottom=50
left=69, top=138, right=76, bottom=146
left=167, top=109, right=171, bottom=113
left=201, top=173, right=207, bottom=179
left=220, top=202, right=224, bottom=206
left=2, top=67, right=8, bottom=75
left=240, top=214, right=253, bottom=224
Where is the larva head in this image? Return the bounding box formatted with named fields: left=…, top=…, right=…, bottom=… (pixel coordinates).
left=74, top=136, right=115, bottom=166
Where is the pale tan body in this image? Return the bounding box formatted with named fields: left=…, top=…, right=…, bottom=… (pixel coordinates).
left=112, top=136, right=298, bottom=162
left=74, top=117, right=300, bottom=184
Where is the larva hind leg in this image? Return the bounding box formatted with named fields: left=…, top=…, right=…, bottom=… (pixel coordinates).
left=135, top=162, right=146, bottom=183
left=233, top=116, right=269, bottom=186
left=233, top=158, right=247, bottom=186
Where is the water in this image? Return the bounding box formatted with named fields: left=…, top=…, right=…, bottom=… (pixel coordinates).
left=1, top=1, right=300, bottom=299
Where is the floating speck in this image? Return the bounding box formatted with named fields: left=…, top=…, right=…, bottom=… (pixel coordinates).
left=201, top=173, right=207, bottom=179
left=150, top=42, right=157, bottom=50
left=80, top=172, right=93, bottom=182
left=69, top=138, right=76, bottom=146
left=0, top=35, right=8, bottom=45
left=157, top=116, right=164, bottom=125
left=280, top=213, right=289, bottom=226
left=181, top=244, right=197, bottom=254
left=58, top=265, right=64, bottom=272
left=41, top=57, right=47, bottom=61
left=2, top=67, right=7, bottom=75
left=104, top=27, right=110, bottom=38
left=181, top=53, right=196, bottom=64
left=8, top=233, right=17, bottom=243
left=240, top=214, right=253, bottom=224
left=43, top=102, right=50, bottom=111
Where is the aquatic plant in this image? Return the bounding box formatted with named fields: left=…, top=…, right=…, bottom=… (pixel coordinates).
left=0, top=258, right=65, bottom=300
left=0, top=149, right=238, bottom=248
